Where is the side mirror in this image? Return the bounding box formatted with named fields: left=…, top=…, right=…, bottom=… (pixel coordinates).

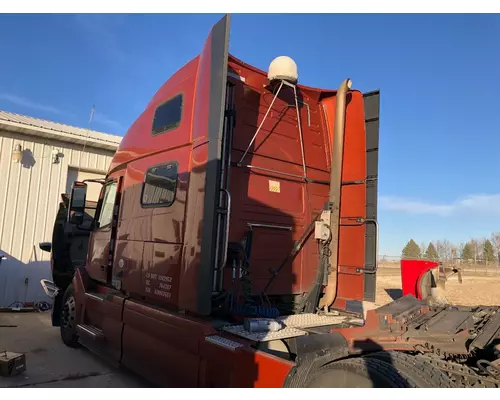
left=68, top=181, right=87, bottom=226
left=39, top=242, right=52, bottom=253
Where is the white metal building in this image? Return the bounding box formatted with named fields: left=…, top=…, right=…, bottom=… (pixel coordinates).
left=0, top=110, right=122, bottom=307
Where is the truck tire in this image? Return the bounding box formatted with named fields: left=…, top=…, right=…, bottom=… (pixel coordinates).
left=60, top=284, right=80, bottom=348
left=305, top=356, right=414, bottom=388
left=364, top=351, right=455, bottom=388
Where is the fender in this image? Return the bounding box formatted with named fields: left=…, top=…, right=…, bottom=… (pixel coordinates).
left=283, top=332, right=350, bottom=387
left=401, top=259, right=439, bottom=299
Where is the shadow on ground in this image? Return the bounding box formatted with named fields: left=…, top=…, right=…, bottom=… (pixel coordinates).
left=385, top=288, right=403, bottom=301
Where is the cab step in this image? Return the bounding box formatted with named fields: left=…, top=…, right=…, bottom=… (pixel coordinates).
left=76, top=324, right=120, bottom=368
left=76, top=324, right=105, bottom=342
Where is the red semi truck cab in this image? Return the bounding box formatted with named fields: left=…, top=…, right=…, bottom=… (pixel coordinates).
left=39, top=15, right=500, bottom=389
left=43, top=14, right=382, bottom=387
left=62, top=16, right=379, bottom=315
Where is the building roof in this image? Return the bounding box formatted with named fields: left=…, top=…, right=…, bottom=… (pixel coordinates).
left=0, top=110, right=122, bottom=152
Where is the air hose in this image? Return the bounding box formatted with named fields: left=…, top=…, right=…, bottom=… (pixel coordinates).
left=261, top=210, right=323, bottom=295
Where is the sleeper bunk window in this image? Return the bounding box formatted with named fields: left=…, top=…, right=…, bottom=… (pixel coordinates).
left=152, top=94, right=183, bottom=136
left=141, top=162, right=178, bottom=208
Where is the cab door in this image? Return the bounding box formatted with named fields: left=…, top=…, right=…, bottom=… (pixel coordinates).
left=87, top=177, right=122, bottom=284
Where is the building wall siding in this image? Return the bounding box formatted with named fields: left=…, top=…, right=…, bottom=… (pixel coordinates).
left=0, top=129, right=116, bottom=307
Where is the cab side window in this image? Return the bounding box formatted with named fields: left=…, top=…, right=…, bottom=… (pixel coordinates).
left=141, top=162, right=178, bottom=208
left=97, top=182, right=117, bottom=228
left=152, top=94, right=183, bottom=136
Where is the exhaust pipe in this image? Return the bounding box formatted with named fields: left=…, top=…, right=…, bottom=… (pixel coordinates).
left=318, top=78, right=352, bottom=310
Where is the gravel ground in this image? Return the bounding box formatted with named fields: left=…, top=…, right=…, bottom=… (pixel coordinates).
left=376, top=271, right=500, bottom=307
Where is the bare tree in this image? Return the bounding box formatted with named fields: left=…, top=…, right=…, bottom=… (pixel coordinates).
left=435, top=240, right=444, bottom=260
left=491, top=232, right=500, bottom=261
left=476, top=238, right=487, bottom=264
left=435, top=239, right=454, bottom=262
left=450, top=245, right=458, bottom=263
left=457, top=242, right=465, bottom=264
left=469, top=239, right=479, bottom=263
left=420, top=241, right=427, bottom=257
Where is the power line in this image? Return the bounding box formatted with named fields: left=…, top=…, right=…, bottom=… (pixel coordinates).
left=77, top=105, right=95, bottom=172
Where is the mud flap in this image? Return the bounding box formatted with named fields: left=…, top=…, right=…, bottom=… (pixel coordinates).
left=51, top=291, right=63, bottom=327
left=294, top=332, right=350, bottom=365
left=283, top=332, right=350, bottom=387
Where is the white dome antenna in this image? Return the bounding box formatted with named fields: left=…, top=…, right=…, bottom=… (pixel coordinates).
left=267, top=56, right=298, bottom=84
left=240, top=55, right=307, bottom=181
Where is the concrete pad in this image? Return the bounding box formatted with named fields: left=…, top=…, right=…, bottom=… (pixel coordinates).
left=0, top=312, right=149, bottom=388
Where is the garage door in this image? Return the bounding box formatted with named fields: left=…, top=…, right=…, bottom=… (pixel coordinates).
left=66, top=168, right=106, bottom=202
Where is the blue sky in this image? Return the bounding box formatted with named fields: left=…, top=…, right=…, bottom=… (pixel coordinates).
left=1, top=13, right=499, bottom=256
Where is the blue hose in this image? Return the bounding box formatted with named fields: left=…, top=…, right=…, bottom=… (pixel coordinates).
left=233, top=304, right=280, bottom=319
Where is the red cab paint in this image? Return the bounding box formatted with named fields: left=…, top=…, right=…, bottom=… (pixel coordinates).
left=46, top=14, right=384, bottom=388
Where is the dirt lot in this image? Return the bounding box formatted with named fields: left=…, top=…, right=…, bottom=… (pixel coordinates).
left=375, top=268, right=500, bottom=307
left=0, top=312, right=148, bottom=388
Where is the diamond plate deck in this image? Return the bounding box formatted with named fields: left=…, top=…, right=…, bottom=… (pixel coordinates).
left=205, top=335, right=244, bottom=350
left=277, top=313, right=354, bottom=328
left=222, top=313, right=363, bottom=342
left=223, top=324, right=309, bottom=341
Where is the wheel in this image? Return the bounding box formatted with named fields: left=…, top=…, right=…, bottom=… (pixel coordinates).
left=364, top=351, right=455, bottom=388
left=60, top=284, right=80, bottom=348
left=305, top=356, right=414, bottom=388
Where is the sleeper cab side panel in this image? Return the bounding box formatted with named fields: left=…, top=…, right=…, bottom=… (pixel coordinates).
left=179, top=142, right=208, bottom=312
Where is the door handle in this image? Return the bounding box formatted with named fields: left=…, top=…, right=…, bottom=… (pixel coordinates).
left=100, top=265, right=106, bottom=271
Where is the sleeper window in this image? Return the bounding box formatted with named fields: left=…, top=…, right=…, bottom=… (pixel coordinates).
left=141, top=163, right=178, bottom=207
left=152, top=94, right=183, bottom=136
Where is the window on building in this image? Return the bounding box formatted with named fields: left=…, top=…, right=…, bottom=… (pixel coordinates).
left=141, top=162, right=178, bottom=207
left=152, top=94, right=183, bottom=136
left=97, top=182, right=117, bottom=229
